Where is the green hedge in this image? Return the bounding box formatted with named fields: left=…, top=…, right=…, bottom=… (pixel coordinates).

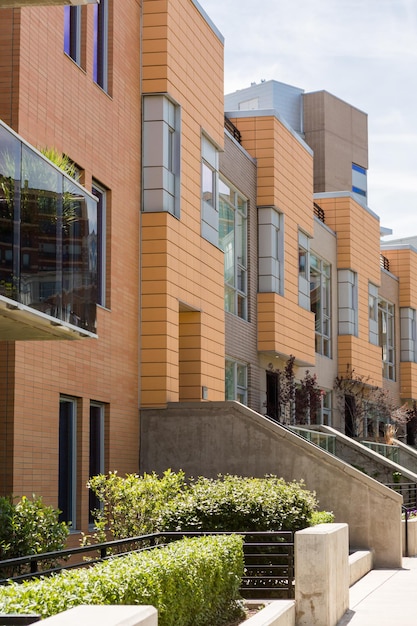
left=159, top=474, right=320, bottom=532
left=0, top=495, right=69, bottom=577
left=88, top=472, right=330, bottom=540
left=0, top=535, right=245, bottom=626
left=88, top=470, right=185, bottom=541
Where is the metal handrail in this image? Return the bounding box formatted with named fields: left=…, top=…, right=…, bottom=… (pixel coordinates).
left=384, top=482, right=417, bottom=557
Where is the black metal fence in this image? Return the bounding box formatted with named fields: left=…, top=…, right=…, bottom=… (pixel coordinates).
left=385, top=482, right=417, bottom=557
left=0, top=617, right=40, bottom=626
left=0, top=530, right=295, bottom=622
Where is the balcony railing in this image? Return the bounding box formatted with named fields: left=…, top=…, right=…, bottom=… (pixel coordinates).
left=313, top=202, right=325, bottom=223
left=380, top=254, right=390, bottom=271
left=224, top=116, right=242, bottom=144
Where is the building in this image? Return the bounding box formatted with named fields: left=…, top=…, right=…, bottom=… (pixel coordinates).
left=1, top=1, right=417, bottom=536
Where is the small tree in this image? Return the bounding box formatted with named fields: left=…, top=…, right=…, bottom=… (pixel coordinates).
left=267, top=356, right=323, bottom=425
left=334, top=366, right=409, bottom=439
left=0, top=495, right=69, bottom=578
left=406, top=401, right=417, bottom=446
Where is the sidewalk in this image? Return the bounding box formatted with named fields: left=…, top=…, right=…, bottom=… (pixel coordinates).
left=337, top=557, right=417, bottom=625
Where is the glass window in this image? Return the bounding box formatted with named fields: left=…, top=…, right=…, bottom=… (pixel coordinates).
left=219, top=177, right=247, bottom=319
left=92, top=183, right=106, bottom=307
left=322, top=391, right=332, bottom=426
left=379, top=298, right=395, bottom=380
left=298, top=231, right=310, bottom=309
left=201, top=134, right=219, bottom=246
left=59, top=397, right=77, bottom=526
left=400, top=307, right=417, bottom=363
left=338, top=269, right=358, bottom=336
left=369, top=283, right=379, bottom=345
left=310, top=254, right=331, bottom=357
left=64, top=6, right=81, bottom=65
left=89, top=402, right=105, bottom=525
left=0, top=124, right=20, bottom=298
left=62, top=177, right=97, bottom=332
left=202, top=162, right=215, bottom=207
left=258, top=207, right=283, bottom=295
left=225, top=359, right=248, bottom=405
left=142, top=95, right=181, bottom=217
left=93, top=0, right=108, bottom=92
left=0, top=121, right=97, bottom=331
left=352, top=163, right=367, bottom=203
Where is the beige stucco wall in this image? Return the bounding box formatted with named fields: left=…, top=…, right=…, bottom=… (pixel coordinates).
left=140, top=401, right=402, bottom=567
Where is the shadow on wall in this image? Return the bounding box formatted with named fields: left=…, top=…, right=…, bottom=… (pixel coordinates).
left=140, top=401, right=402, bottom=568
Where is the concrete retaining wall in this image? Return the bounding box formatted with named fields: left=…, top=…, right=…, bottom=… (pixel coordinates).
left=140, top=401, right=402, bottom=567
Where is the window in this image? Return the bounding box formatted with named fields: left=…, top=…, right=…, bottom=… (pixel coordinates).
left=400, top=307, right=417, bottom=363
left=59, top=397, right=77, bottom=526
left=379, top=298, right=395, bottom=380
left=89, top=402, right=105, bottom=525
left=92, top=182, right=106, bottom=307
left=298, top=231, right=310, bottom=309
left=258, top=207, right=284, bottom=295
left=338, top=269, right=358, bottom=336
left=225, top=359, right=248, bottom=405
left=201, top=135, right=219, bottom=246
left=352, top=163, right=367, bottom=205
left=219, top=178, right=247, bottom=319
left=143, top=95, right=181, bottom=217
left=321, top=391, right=332, bottom=426
left=64, top=6, right=81, bottom=65
left=238, top=98, right=259, bottom=111
left=93, top=0, right=108, bottom=91
left=369, top=283, right=379, bottom=345
left=310, top=254, right=331, bottom=357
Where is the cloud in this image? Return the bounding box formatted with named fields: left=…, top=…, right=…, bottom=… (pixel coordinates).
left=201, top=0, right=417, bottom=237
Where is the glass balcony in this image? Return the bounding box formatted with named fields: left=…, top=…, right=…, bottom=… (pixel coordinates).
left=0, top=120, right=97, bottom=339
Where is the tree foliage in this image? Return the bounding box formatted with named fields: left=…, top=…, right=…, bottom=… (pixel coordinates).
left=87, top=469, right=185, bottom=542
left=334, top=366, right=409, bottom=439
left=0, top=495, right=69, bottom=578
left=158, top=474, right=321, bottom=533
left=267, top=355, right=323, bottom=425
left=88, top=471, right=330, bottom=540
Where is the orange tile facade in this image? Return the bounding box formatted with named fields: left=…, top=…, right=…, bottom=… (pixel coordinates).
left=1, top=0, right=417, bottom=535
left=0, top=2, right=142, bottom=529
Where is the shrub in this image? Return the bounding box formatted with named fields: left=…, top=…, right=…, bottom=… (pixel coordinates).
left=88, top=469, right=185, bottom=541
left=0, top=535, right=245, bottom=626
left=0, top=495, right=69, bottom=577
left=159, top=474, right=318, bottom=532
left=309, top=510, right=335, bottom=525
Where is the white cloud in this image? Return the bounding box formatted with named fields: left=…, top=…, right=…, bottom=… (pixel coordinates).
left=201, top=0, right=417, bottom=238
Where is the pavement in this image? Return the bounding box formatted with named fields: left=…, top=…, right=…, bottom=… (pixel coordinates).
left=337, top=557, right=417, bottom=625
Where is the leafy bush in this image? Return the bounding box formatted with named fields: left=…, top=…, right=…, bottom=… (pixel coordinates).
left=159, top=474, right=318, bottom=532
left=0, top=495, right=69, bottom=577
left=0, top=535, right=245, bottom=626
left=309, top=510, right=335, bottom=525
left=88, top=469, right=185, bottom=541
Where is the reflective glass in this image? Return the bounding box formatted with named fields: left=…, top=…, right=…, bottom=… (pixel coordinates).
left=0, top=122, right=97, bottom=332
left=202, top=162, right=214, bottom=206
left=0, top=125, right=20, bottom=297
left=20, top=145, right=61, bottom=313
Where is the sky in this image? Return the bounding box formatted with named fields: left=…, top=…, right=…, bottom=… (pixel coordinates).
left=200, top=0, right=417, bottom=240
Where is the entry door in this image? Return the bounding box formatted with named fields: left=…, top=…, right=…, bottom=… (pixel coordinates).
left=266, top=370, right=280, bottom=421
